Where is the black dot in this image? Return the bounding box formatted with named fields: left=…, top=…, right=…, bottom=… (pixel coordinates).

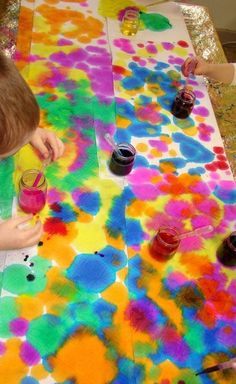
left=29, top=263, right=34, bottom=267
left=23, top=255, right=29, bottom=262
left=26, top=274, right=35, bottom=281
left=38, top=241, right=43, bottom=246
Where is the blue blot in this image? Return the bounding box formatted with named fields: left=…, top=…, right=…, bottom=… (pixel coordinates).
left=129, top=121, right=161, bottom=137
left=106, top=195, right=126, bottom=238
left=125, top=219, right=145, bottom=246
left=77, top=191, right=101, bottom=215
left=213, top=184, right=236, bottom=204
left=122, top=76, right=144, bottom=90
left=154, top=62, right=170, bottom=70
left=133, top=155, right=150, bottom=168
left=126, top=255, right=146, bottom=299
left=189, top=167, right=206, bottom=175
left=67, top=254, right=115, bottom=293
left=117, top=100, right=135, bottom=120
left=115, top=129, right=131, bottom=144
left=51, top=202, right=77, bottom=222
left=99, top=245, right=127, bottom=271
left=94, top=299, right=116, bottom=328
left=21, top=378, right=39, bottom=384
left=172, top=132, right=214, bottom=163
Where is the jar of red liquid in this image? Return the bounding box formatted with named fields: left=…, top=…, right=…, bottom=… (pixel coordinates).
left=19, top=169, right=47, bottom=214
left=171, top=88, right=196, bottom=119
left=216, top=232, right=236, bottom=267
left=109, top=143, right=136, bottom=176
left=149, top=226, right=180, bottom=261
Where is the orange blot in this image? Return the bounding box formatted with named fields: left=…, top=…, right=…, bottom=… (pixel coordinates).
left=49, top=329, right=117, bottom=384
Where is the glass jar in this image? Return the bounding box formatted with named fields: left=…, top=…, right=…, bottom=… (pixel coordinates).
left=109, top=143, right=136, bottom=176
left=171, top=88, right=196, bottom=119
left=121, top=9, right=140, bottom=36
left=149, top=226, right=180, bottom=261
left=217, top=232, right=236, bottom=267
left=19, top=169, right=47, bottom=214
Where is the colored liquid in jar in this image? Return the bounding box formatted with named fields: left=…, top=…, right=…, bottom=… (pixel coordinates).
left=217, top=233, right=236, bottom=267
left=121, top=10, right=139, bottom=36
left=121, top=19, right=139, bottom=36
left=109, top=144, right=136, bottom=176
left=150, top=229, right=180, bottom=261
left=171, top=89, right=195, bottom=119
left=19, top=188, right=46, bottom=214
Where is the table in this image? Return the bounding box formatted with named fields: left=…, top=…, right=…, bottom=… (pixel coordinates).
left=0, top=1, right=236, bottom=384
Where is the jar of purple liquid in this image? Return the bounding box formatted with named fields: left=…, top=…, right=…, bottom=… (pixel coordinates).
left=19, top=169, right=47, bottom=214
left=109, top=143, right=136, bottom=176
left=217, top=232, right=236, bottom=267
left=171, top=88, right=196, bottom=119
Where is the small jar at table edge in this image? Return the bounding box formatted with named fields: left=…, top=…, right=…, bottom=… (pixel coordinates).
left=109, top=142, right=136, bottom=176
left=216, top=231, right=236, bottom=267
left=171, top=88, right=196, bottom=119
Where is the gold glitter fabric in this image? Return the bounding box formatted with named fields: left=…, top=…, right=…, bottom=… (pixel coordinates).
left=0, top=0, right=20, bottom=57
left=180, top=4, right=236, bottom=178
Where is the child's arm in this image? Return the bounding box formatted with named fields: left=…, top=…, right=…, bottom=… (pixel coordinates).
left=30, top=127, right=65, bottom=162
left=182, top=57, right=236, bottom=85
left=0, top=215, right=42, bottom=250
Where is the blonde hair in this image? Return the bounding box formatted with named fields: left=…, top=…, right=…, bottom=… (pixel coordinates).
left=0, top=52, right=40, bottom=154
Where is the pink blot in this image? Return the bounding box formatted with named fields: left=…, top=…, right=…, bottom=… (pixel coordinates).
left=10, top=318, right=29, bottom=336
left=20, top=342, right=41, bottom=366
left=193, top=106, right=209, bottom=117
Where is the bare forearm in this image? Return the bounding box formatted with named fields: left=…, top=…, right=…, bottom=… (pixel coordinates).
left=205, top=63, right=235, bottom=84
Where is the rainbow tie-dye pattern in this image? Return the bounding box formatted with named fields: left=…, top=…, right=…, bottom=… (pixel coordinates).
left=0, top=1, right=236, bottom=383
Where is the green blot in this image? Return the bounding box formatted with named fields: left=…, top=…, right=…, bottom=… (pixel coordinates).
left=184, top=321, right=205, bottom=354
left=2, top=263, right=47, bottom=295
left=0, top=296, right=19, bottom=337
left=0, top=156, right=15, bottom=219
left=140, top=12, right=172, bottom=32
left=27, top=315, right=65, bottom=356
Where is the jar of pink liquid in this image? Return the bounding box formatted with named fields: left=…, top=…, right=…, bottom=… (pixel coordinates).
left=19, top=169, right=47, bottom=214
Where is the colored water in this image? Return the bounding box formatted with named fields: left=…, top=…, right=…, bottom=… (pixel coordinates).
left=19, top=188, right=46, bottom=214
left=150, top=231, right=179, bottom=261
left=217, top=234, right=236, bottom=267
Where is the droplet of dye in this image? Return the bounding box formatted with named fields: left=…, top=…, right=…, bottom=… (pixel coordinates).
left=26, top=274, right=35, bottom=282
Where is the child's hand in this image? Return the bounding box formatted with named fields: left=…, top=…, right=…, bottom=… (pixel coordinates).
left=182, top=57, right=209, bottom=77
left=30, top=127, right=65, bottom=162
left=0, top=215, right=43, bottom=250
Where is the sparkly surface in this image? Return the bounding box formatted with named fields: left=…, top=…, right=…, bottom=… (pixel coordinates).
left=0, top=1, right=235, bottom=177
left=181, top=4, right=236, bottom=179
left=0, top=0, right=20, bottom=57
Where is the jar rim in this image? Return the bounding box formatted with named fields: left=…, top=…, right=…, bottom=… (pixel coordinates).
left=20, top=169, right=46, bottom=189
left=114, top=143, right=136, bottom=159
left=156, top=226, right=180, bottom=247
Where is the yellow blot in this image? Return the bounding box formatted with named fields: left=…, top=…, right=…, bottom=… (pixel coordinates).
left=196, top=115, right=205, bottom=123
left=136, top=143, right=148, bottom=152
left=168, top=149, right=177, bottom=156
left=150, top=148, right=162, bottom=157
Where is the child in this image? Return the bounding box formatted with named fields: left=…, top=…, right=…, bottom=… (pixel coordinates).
left=0, top=51, right=64, bottom=250
left=182, top=57, right=236, bottom=85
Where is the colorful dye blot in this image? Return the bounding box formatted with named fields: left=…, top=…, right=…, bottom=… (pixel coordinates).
left=0, top=1, right=236, bottom=384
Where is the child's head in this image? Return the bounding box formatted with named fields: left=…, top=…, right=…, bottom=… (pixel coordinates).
left=0, top=52, right=40, bottom=158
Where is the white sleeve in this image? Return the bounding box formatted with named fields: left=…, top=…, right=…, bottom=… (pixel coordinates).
left=230, top=63, right=236, bottom=85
